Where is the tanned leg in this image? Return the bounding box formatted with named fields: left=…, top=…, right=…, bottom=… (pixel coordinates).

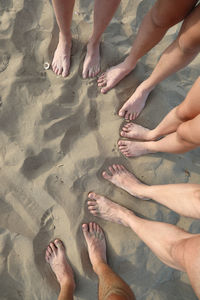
left=119, top=3, right=200, bottom=120
left=82, top=0, right=121, bottom=79
left=45, top=240, right=75, bottom=300
left=97, top=0, right=197, bottom=94
left=87, top=193, right=200, bottom=299
left=102, top=164, right=200, bottom=218
left=82, top=222, right=135, bottom=300
left=51, top=0, right=75, bottom=77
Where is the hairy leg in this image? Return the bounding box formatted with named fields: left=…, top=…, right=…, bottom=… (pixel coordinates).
left=102, top=164, right=200, bottom=218
left=82, top=0, right=121, bottom=79
left=82, top=223, right=135, bottom=300
left=98, top=0, right=197, bottom=94
left=87, top=192, right=192, bottom=270
left=87, top=193, right=200, bottom=299
left=51, top=0, right=75, bottom=77
left=118, top=3, right=200, bottom=120
left=45, top=240, right=75, bottom=300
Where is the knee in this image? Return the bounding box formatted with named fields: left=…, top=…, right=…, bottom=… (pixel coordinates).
left=151, top=7, right=181, bottom=29
left=176, top=105, right=191, bottom=122
left=176, top=123, right=188, bottom=142
left=178, top=33, right=200, bottom=54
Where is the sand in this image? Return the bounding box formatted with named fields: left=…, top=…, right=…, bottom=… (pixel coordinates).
left=0, top=0, right=200, bottom=299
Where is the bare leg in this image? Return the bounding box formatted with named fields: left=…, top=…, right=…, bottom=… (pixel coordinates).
left=45, top=239, right=75, bottom=300
left=120, top=76, right=200, bottom=142
left=82, top=222, right=135, bottom=300
left=82, top=0, right=121, bottom=79
left=118, top=127, right=199, bottom=157
left=119, top=3, right=200, bottom=120
left=51, top=0, right=75, bottom=77
left=97, top=0, right=197, bottom=94
left=102, top=164, right=200, bottom=218
left=87, top=193, right=200, bottom=298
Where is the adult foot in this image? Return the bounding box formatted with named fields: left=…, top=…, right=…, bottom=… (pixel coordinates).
left=118, top=81, right=154, bottom=120
left=120, top=123, right=154, bottom=141
left=87, top=192, right=132, bottom=226
left=82, top=41, right=100, bottom=78
left=45, top=239, right=75, bottom=288
left=102, top=164, right=149, bottom=199
left=97, top=60, right=135, bottom=94
left=118, top=140, right=155, bottom=157
left=82, top=222, right=107, bottom=273
left=51, top=33, right=72, bottom=77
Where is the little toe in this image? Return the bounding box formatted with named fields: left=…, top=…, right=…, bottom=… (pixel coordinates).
left=88, top=192, right=99, bottom=200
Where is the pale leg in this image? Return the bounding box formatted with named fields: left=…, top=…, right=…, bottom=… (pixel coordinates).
left=51, top=0, right=75, bottom=77
left=102, top=164, right=200, bottom=218
left=82, top=0, right=121, bottom=79
left=45, top=240, right=75, bottom=300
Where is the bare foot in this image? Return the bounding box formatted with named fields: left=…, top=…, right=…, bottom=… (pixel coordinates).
left=118, top=81, right=154, bottom=120
left=87, top=192, right=132, bottom=226
left=120, top=123, right=154, bottom=141
left=118, top=140, right=155, bottom=157
left=45, top=239, right=75, bottom=288
left=82, top=222, right=107, bottom=273
left=97, top=60, right=135, bottom=94
left=52, top=33, right=72, bottom=77
left=102, top=164, right=149, bottom=199
left=82, top=42, right=100, bottom=79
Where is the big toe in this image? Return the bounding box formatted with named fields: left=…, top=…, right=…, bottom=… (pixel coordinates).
left=102, top=171, right=112, bottom=180
left=54, top=239, right=64, bottom=250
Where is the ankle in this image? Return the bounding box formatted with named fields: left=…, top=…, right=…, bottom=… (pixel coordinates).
left=59, top=278, right=75, bottom=290
left=146, top=129, right=159, bottom=141
left=59, top=32, right=72, bottom=44
left=140, top=79, right=155, bottom=93
left=87, top=38, right=100, bottom=48
left=93, top=261, right=108, bottom=275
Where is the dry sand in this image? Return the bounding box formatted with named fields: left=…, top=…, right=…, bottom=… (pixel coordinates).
left=0, top=0, right=200, bottom=299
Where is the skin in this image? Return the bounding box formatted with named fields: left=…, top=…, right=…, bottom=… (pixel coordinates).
left=118, top=2, right=200, bottom=120
left=87, top=192, right=200, bottom=299
left=51, top=0, right=120, bottom=78
left=46, top=223, right=135, bottom=300
left=118, top=77, right=200, bottom=157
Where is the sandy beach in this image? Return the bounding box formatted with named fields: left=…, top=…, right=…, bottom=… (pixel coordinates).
left=0, top=0, right=200, bottom=299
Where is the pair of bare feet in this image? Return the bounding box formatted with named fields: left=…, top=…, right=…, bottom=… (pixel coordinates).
left=51, top=35, right=153, bottom=120
left=45, top=222, right=107, bottom=291
left=45, top=164, right=145, bottom=289
left=118, top=122, right=157, bottom=157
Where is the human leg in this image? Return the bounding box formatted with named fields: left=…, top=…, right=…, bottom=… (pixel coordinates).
left=102, top=164, right=200, bottom=218
left=97, top=0, right=197, bottom=94
left=45, top=239, right=75, bottom=300
left=82, top=222, right=135, bottom=300
left=87, top=193, right=200, bottom=298
left=118, top=3, right=200, bottom=120
left=51, top=0, right=75, bottom=77
left=82, top=0, right=121, bottom=79
left=120, top=76, right=200, bottom=140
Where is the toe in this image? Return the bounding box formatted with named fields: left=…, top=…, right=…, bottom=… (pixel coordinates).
left=101, top=87, right=109, bottom=94
left=50, top=242, right=57, bottom=254
left=102, top=171, right=112, bottom=180
left=108, top=166, right=115, bottom=174
left=88, top=192, right=99, bottom=200
left=54, top=239, right=64, bottom=250
left=98, top=80, right=106, bottom=87
left=89, top=222, right=93, bottom=233
left=87, top=200, right=96, bottom=206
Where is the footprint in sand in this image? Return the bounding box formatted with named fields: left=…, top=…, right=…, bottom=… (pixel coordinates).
left=0, top=52, right=10, bottom=73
